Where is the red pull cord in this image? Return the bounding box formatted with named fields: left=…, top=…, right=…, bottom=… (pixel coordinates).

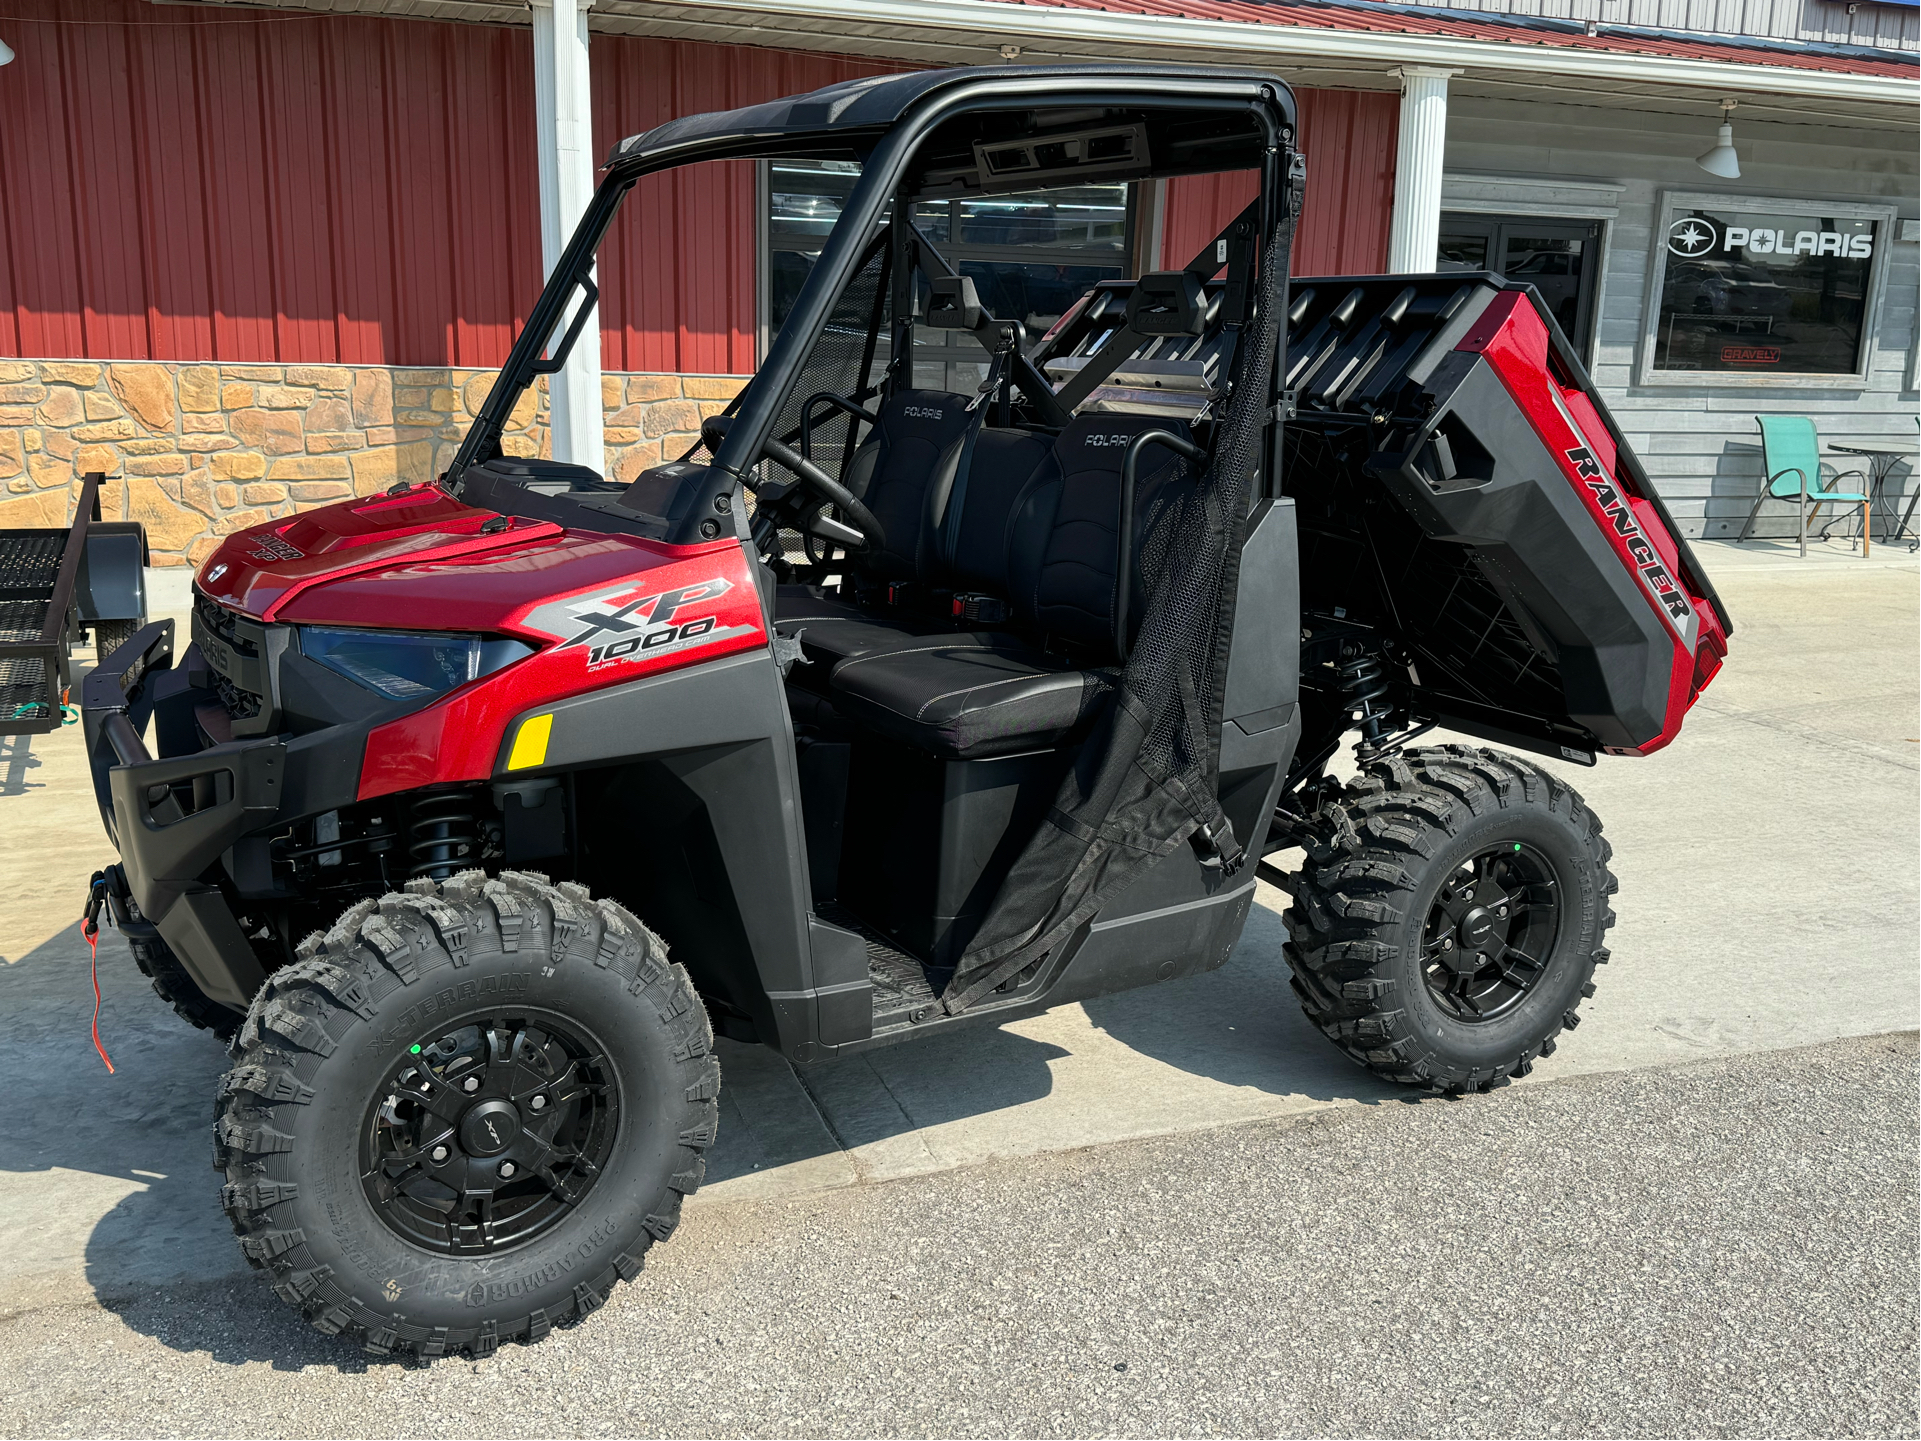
left=81, top=915, right=115, bottom=1075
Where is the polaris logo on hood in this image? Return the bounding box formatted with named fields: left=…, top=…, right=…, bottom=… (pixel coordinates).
left=1564, top=447, right=1696, bottom=645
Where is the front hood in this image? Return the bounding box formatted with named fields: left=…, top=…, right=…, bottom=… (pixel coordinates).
left=196, top=484, right=561, bottom=621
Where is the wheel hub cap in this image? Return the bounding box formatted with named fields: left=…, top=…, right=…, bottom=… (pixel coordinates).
left=1420, top=844, right=1563, bottom=1022
left=1458, top=906, right=1500, bottom=952
left=458, top=1099, right=522, bottom=1157
left=361, top=1015, right=619, bottom=1255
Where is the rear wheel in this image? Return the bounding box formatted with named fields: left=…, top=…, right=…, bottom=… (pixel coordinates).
left=215, top=870, right=719, bottom=1359
left=1283, top=745, right=1616, bottom=1095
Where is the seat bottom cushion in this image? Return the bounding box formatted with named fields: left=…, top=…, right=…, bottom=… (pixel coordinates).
left=828, top=636, right=1115, bottom=760
left=774, top=584, right=938, bottom=692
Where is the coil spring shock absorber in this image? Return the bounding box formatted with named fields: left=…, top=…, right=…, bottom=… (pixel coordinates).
left=1338, top=650, right=1397, bottom=764
left=408, top=790, right=479, bottom=879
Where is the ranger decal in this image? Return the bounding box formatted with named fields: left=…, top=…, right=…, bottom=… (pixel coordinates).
left=1564, top=446, right=1696, bottom=647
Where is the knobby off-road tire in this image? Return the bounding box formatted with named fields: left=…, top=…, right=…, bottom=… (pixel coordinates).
left=129, top=931, right=243, bottom=1042
left=215, top=869, right=719, bottom=1359
left=1284, top=745, right=1617, bottom=1095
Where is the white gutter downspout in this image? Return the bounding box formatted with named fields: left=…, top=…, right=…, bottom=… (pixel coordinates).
left=531, top=0, right=605, bottom=473
left=1387, top=67, right=1459, bottom=273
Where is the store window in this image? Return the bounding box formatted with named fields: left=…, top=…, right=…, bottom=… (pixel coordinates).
left=1639, top=192, right=1895, bottom=387
left=1439, top=214, right=1602, bottom=359
left=765, top=159, right=1135, bottom=389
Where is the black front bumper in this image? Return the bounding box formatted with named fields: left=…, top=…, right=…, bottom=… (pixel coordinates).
left=82, top=621, right=365, bottom=1012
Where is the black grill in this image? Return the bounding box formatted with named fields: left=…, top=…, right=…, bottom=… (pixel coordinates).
left=194, top=587, right=259, bottom=657
left=192, top=586, right=271, bottom=724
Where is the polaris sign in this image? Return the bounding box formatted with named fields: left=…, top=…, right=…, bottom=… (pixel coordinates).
left=1666, top=214, right=1874, bottom=260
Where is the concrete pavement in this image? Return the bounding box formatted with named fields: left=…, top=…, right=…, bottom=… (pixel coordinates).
left=0, top=539, right=1913, bottom=1359
left=0, top=1032, right=1911, bottom=1438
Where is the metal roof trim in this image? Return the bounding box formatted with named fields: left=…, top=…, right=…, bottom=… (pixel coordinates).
left=651, top=0, right=1918, bottom=102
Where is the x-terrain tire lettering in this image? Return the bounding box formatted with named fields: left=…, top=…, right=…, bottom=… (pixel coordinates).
left=215, top=870, right=719, bottom=1359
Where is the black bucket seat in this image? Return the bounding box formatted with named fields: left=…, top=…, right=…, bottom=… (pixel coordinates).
left=821, top=414, right=1197, bottom=759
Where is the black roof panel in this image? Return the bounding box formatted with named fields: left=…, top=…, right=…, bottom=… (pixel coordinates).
left=607, top=62, right=1293, bottom=171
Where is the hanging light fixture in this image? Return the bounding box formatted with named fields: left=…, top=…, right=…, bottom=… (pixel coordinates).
left=1695, top=100, right=1741, bottom=180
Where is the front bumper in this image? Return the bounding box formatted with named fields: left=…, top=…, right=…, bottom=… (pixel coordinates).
left=82, top=621, right=367, bottom=1011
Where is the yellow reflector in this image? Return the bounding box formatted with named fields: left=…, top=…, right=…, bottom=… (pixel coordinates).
left=506, top=713, right=553, bottom=771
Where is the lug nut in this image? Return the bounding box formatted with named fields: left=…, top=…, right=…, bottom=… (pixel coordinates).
left=430, top=1145, right=450, bottom=1163
left=498, top=1161, right=517, bottom=1179
left=1441, top=937, right=1454, bottom=950
left=529, top=1095, right=548, bottom=1112
left=1496, top=905, right=1508, bottom=917
left=462, top=1075, right=481, bottom=1093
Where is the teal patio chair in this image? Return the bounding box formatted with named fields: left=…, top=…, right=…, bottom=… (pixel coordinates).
left=1738, top=415, right=1871, bottom=558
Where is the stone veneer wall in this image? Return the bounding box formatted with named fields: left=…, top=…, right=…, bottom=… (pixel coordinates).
left=0, top=361, right=748, bottom=567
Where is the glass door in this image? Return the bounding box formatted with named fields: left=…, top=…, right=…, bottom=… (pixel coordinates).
left=1438, top=214, right=1602, bottom=361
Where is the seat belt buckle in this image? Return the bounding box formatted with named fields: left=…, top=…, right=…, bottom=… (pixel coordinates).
left=885, top=582, right=918, bottom=608
left=950, top=593, right=1010, bottom=625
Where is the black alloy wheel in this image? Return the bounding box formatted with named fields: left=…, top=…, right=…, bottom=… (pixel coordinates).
left=1283, top=746, right=1616, bottom=1095
left=363, top=1014, right=619, bottom=1255
left=216, top=870, right=720, bottom=1359
left=1419, top=843, right=1562, bottom=1023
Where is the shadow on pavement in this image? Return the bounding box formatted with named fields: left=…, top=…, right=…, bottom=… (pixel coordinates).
left=0, top=883, right=1391, bottom=1370
left=0, top=732, right=45, bottom=798
left=0, top=927, right=345, bottom=1364
left=1082, top=897, right=1404, bottom=1106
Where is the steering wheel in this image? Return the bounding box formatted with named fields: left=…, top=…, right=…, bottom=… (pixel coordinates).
left=701, top=412, right=887, bottom=560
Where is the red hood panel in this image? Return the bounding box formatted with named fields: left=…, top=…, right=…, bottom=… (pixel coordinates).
left=188, top=482, right=770, bottom=800
left=196, top=484, right=562, bottom=622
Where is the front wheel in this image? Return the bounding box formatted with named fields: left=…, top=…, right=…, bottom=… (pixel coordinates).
left=1283, top=746, right=1617, bottom=1095
left=215, top=870, right=719, bottom=1359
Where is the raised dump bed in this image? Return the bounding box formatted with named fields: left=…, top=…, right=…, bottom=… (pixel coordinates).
left=1281, top=272, right=1731, bottom=763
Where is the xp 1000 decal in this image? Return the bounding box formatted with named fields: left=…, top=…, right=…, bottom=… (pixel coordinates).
left=520, top=574, right=761, bottom=672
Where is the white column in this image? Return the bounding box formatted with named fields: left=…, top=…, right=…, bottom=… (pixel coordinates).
left=531, top=0, right=604, bottom=471
left=1386, top=67, right=1459, bottom=274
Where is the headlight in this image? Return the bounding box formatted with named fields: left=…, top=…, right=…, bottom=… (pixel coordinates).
left=297, top=627, right=534, bottom=702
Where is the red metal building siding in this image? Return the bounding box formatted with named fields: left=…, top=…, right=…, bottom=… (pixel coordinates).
left=0, top=2, right=551, bottom=367
left=592, top=40, right=896, bottom=375
left=1158, top=88, right=1398, bottom=276
left=0, top=6, right=1395, bottom=369
left=0, top=4, right=892, bottom=370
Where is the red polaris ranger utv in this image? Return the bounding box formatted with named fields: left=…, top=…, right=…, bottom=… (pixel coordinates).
left=79, top=65, right=1729, bottom=1358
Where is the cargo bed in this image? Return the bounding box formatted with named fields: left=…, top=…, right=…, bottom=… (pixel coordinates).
left=1281, top=273, right=1730, bottom=762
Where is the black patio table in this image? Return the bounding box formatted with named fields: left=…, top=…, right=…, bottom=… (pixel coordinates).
left=1826, top=442, right=1917, bottom=551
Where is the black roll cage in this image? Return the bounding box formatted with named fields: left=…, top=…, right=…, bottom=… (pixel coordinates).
left=446, top=67, right=1300, bottom=512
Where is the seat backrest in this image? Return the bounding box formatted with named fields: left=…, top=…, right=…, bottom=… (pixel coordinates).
left=840, top=389, right=979, bottom=579
left=1005, top=414, right=1197, bottom=658
left=1758, top=415, right=1820, bottom=497
left=940, top=426, right=1054, bottom=596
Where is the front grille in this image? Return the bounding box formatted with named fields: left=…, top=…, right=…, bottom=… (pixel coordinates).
left=192, top=585, right=272, bottom=725
left=213, top=669, right=263, bottom=721
left=194, top=588, right=258, bottom=657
